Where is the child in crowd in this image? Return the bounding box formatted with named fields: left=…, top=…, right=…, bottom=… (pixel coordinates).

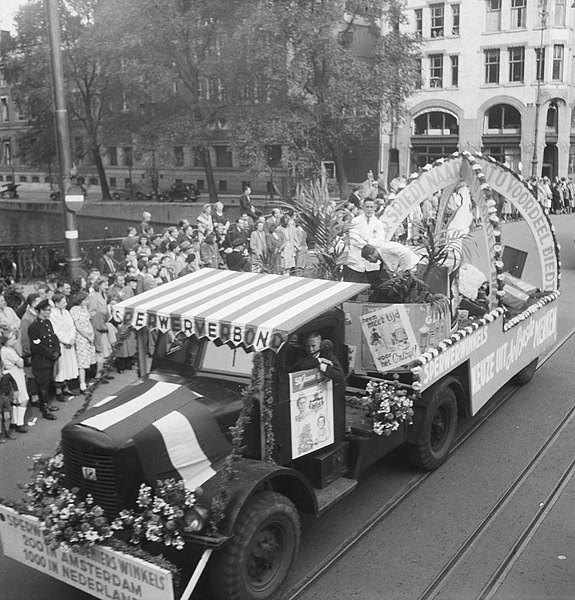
left=0, top=373, right=17, bottom=442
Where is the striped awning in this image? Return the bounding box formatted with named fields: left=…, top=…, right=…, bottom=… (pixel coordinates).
left=115, top=269, right=369, bottom=352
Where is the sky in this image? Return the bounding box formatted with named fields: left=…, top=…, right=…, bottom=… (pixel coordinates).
left=0, top=0, right=26, bottom=33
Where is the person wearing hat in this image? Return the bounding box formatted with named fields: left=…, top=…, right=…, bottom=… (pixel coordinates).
left=226, top=239, right=252, bottom=272
left=28, top=299, right=61, bottom=420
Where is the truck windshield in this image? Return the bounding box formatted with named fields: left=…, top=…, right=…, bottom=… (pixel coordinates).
left=152, top=331, right=253, bottom=379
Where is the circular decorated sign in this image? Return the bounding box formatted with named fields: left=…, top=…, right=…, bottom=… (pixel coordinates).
left=64, top=184, right=85, bottom=212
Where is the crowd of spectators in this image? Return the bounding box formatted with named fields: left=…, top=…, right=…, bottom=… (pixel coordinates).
left=0, top=171, right=569, bottom=441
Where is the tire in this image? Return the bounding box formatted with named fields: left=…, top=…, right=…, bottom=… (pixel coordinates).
left=406, top=382, right=458, bottom=471
left=210, top=491, right=300, bottom=600
left=112, top=192, right=121, bottom=200
left=135, top=192, right=144, bottom=200
left=512, top=358, right=538, bottom=385
left=182, top=194, right=191, bottom=202
left=158, top=193, right=167, bottom=203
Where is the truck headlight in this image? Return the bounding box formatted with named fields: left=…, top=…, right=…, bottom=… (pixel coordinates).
left=184, top=505, right=209, bottom=533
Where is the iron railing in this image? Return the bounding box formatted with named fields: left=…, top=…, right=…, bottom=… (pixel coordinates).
left=0, top=237, right=123, bottom=282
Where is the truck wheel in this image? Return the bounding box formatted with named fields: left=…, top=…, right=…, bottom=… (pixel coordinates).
left=512, top=358, right=538, bottom=385
left=406, top=383, right=457, bottom=471
left=210, top=491, right=300, bottom=600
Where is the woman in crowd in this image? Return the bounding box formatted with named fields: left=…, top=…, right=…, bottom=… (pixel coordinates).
left=87, top=276, right=114, bottom=379
left=196, top=204, right=214, bottom=239
left=0, top=292, right=21, bottom=342
left=50, top=292, right=79, bottom=399
left=249, top=218, right=268, bottom=272
left=200, top=232, right=220, bottom=269
left=70, top=291, right=96, bottom=393
left=0, top=330, right=29, bottom=433
left=275, top=213, right=297, bottom=275
left=212, top=201, right=230, bottom=233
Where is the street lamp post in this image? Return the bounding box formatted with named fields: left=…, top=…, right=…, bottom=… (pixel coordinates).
left=531, top=1, right=548, bottom=179
left=45, top=0, right=83, bottom=281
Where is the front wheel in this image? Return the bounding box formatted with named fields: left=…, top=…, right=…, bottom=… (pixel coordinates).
left=210, top=491, right=300, bottom=600
left=512, top=358, right=538, bottom=385
left=406, top=382, right=458, bottom=471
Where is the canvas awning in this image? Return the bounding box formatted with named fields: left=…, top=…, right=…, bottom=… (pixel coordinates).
left=115, top=269, right=369, bottom=351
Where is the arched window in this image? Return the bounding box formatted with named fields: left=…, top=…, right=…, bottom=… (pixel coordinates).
left=484, top=104, right=521, bottom=134
left=546, top=102, right=558, bottom=134
left=413, top=111, right=459, bottom=136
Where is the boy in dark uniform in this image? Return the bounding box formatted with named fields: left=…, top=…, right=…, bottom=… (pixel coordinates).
left=28, top=299, right=61, bottom=420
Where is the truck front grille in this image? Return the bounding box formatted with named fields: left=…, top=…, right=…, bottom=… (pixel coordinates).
left=62, top=438, right=120, bottom=517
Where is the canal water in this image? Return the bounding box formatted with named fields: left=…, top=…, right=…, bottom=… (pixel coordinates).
left=0, top=207, right=170, bottom=245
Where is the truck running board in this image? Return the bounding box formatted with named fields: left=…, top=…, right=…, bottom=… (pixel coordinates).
left=315, top=477, right=358, bottom=516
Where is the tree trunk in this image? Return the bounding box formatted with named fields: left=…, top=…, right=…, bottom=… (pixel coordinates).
left=92, top=145, right=111, bottom=200
left=199, top=146, right=218, bottom=202
left=332, top=145, right=350, bottom=201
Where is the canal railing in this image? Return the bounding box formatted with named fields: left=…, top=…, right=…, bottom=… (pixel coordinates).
left=0, top=238, right=124, bottom=282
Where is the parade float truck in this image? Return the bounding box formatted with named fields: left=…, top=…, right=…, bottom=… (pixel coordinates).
left=0, top=154, right=560, bottom=600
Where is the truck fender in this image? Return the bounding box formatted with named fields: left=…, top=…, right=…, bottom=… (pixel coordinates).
left=202, top=458, right=318, bottom=537
left=406, top=375, right=465, bottom=445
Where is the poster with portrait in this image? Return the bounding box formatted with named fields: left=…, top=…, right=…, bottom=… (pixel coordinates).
left=289, top=369, right=334, bottom=459
left=360, top=304, right=419, bottom=371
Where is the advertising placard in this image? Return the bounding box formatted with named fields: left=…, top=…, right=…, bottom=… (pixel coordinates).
left=0, top=505, right=174, bottom=600
left=360, top=304, right=419, bottom=371
left=289, top=369, right=334, bottom=459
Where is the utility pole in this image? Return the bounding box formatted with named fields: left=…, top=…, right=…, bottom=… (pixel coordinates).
left=45, top=0, right=83, bottom=281
left=531, top=1, right=548, bottom=179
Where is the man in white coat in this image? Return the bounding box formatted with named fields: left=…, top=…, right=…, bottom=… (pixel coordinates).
left=343, top=198, right=385, bottom=285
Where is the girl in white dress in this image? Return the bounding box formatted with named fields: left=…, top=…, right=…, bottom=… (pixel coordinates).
left=50, top=293, right=79, bottom=399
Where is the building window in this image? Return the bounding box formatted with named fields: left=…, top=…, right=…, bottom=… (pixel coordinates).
left=0, top=66, right=6, bottom=87
left=124, top=177, right=131, bottom=187
left=109, top=177, right=117, bottom=188
left=485, top=49, right=500, bottom=84
left=19, top=176, right=27, bottom=182
left=108, top=146, right=118, bottom=166
left=546, top=102, right=558, bottom=133
left=450, top=55, right=459, bottom=86
left=3, top=141, right=12, bottom=165
left=218, top=180, right=227, bottom=192
left=430, top=4, right=444, bottom=38
left=552, top=45, right=564, bottom=80
left=485, top=104, right=521, bottom=134
left=415, top=8, right=423, bottom=35
left=215, top=146, right=233, bottom=168
left=429, top=54, right=444, bottom=88
left=536, top=47, right=546, bottom=81
left=196, top=179, right=204, bottom=190
left=413, top=111, right=459, bottom=136
left=451, top=4, right=460, bottom=35
left=174, top=145, right=184, bottom=167
left=554, top=0, right=566, bottom=26
left=123, top=146, right=133, bottom=167
left=510, top=0, right=527, bottom=29
left=32, top=176, right=40, bottom=183
left=486, top=0, right=501, bottom=32
left=0, top=97, right=8, bottom=122
left=508, top=46, right=525, bottom=83
left=89, top=177, right=98, bottom=185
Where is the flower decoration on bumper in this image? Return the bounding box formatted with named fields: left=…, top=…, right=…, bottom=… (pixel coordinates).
left=365, top=379, right=416, bottom=436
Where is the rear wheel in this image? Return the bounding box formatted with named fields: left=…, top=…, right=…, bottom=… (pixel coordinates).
left=406, top=382, right=458, bottom=471
left=512, top=358, right=538, bottom=385
left=210, top=491, right=300, bottom=600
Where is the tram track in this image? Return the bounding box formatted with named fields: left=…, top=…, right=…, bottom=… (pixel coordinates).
left=281, top=328, right=575, bottom=600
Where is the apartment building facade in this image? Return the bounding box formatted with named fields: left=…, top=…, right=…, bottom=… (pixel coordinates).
left=387, top=0, right=575, bottom=180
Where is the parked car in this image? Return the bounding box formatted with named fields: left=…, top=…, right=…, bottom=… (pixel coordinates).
left=0, top=183, right=20, bottom=199
left=157, top=181, right=200, bottom=203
